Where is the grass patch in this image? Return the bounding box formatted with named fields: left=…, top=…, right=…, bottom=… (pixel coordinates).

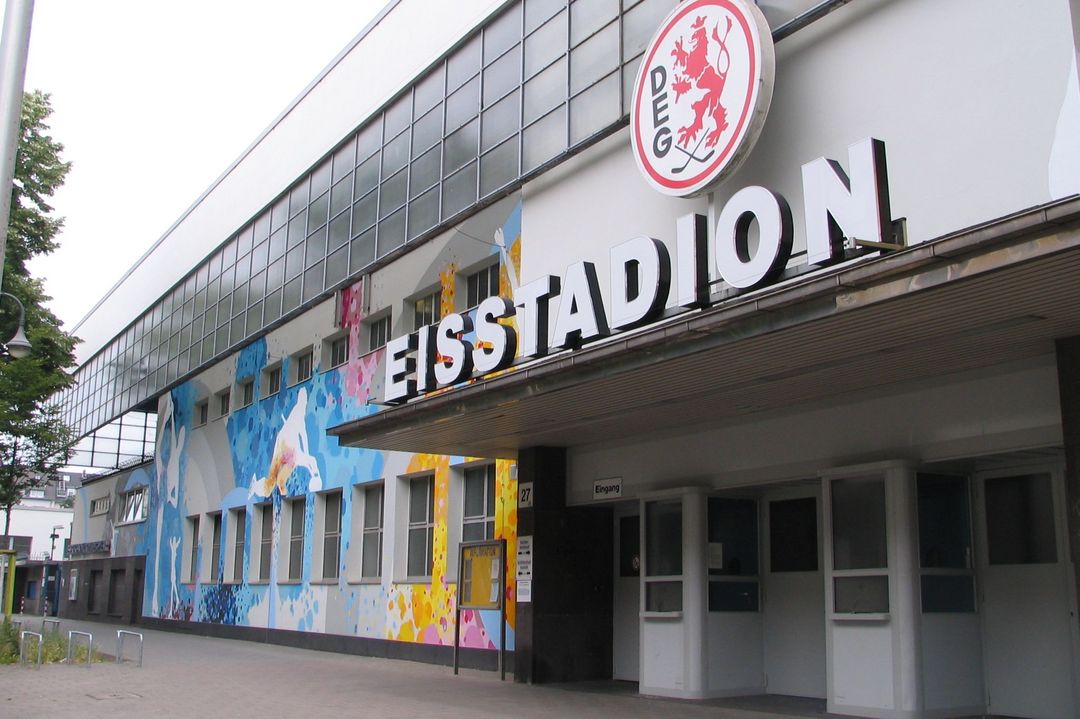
left=0, top=619, right=106, bottom=664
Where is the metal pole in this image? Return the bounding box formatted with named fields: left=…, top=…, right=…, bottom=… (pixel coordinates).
left=0, top=0, right=34, bottom=296
left=2, top=550, right=15, bottom=619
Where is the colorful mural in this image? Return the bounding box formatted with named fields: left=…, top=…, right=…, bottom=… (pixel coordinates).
left=141, top=197, right=522, bottom=656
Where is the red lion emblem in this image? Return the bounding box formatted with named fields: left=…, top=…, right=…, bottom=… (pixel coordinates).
left=671, top=14, right=734, bottom=152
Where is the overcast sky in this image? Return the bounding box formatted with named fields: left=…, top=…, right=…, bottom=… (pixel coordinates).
left=21, top=0, right=386, bottom=334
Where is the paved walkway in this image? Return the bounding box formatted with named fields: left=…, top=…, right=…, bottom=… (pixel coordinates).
left=0, top=615, right=832, bottom=719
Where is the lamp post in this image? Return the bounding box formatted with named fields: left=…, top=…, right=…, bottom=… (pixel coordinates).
left=0, top=290, right=30, bottom=358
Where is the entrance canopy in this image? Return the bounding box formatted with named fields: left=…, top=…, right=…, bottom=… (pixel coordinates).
left=329, top=197, right=1080, bottom=459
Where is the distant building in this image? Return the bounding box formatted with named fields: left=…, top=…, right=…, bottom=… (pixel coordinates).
left=55, top=1, right=1080, bottom=718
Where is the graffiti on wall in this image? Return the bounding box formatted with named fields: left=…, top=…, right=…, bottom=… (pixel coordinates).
left=142, top=197, right=522, bottom=653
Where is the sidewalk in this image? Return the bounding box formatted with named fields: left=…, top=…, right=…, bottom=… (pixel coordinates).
left=0, top=615, right=829, bottom=719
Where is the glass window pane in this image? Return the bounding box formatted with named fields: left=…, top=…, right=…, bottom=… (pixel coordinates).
left=362, top=534, right=380, bottom=577
left=645, top=499, right=681, bottom=576
left=408, top=187, right=440, bottom=239
left=310, top=159, right=332, bottom=199
left=482, top=90, right=520, bottom=152
left=325, top=246, right=348, bottom=288
left=377, top=209, right=406, bottom=257
left=623, top=0, right=671, bottom=60
left=352, top=191, right=378, bottom=234
left=917, top=475, right=971, bottom=569
left=364, top=486, right=383, bottom=527
left=412, top=105, right=443, bottom=157
left=570, top=69, right=622, bottom=142
left=410, top=144, right=441, bottom=198
left=834, top=575, right=889, bottom=613
left=379, top=169, right=407, bottom=217
left=444, top=119, right=478, bottom=177
left=480, top=136, right=518, bottom=197
left=708, top=498, right=758, bottom=576
left=645, top=580, right=681, bottom=612
left=769, top=497, right=818, bottom=573
left=308, top=192, right=329, bottom=234
left=267, top=258, right=285, bottom=290
left=464, top=472, right=485, bottom=517
left=921, top=575, right=976, bottom=613
left=483, top=4, right=521, bottom=64
left=357, top=118, right=382, bottom=161
left=251, top=240, right=269, bottom=273
left=272, top=195, right=290, bottom=231
left=442, top=163, right=477, bottom=218
left=409, top=478, right=429, bottom=523
left=303, top=263, right=323, bottom=302
left=709, top=580, right=759, bottom=612
left=463, top=522, right=485, bottom=542
left=985, top=473, right=1057, bottom=564
left=289, top=181, right=308, bottom=217
left=414, top=65, right=445, bottom=117
left=330, top=176, right=352, bottom=219
left=333, top=139, right=356, bottom=183
left=407, top=528, right=429, bottom=576
left=831, top=477, right=887, bottom=570
left=328, top=212, right=350, bottom=253
left=524, top=56, right=566, bottom=124
left=384, top=93, right=411, bottom=141
left=526, top=0, right=565, bottom=35
left=382, top=132, right=409, bottom=178
left=570, top=22, right=618, bottom=95
left=484, top=45, right=521, bottom=106
left=246, top=302, right=262, bottom=336
left=264, top=289, right=282, bottom=323
left=525, top=11, right=567, bottom=78
left=447, top=34, right=481, bottom=91
left=350, top=228, right=376, bottom=273
left=354, top=154, right=380, bottom=199
left=269, top=227, right=286, bottom=261
left=288, top=213, right=307, bottom=248
left=570, top=0, right=618, bottom=46
left=305, top=226, right=327, bottom=267
left=446, top=76, right=480, bottom=133
left=282, top=277, right=301, bottom=314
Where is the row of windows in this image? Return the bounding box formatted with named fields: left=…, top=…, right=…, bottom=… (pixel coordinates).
left=61, top=0, right=676, bottom=439
left=184, top=464, right=496, bottom=585
left=87, top=486, right=148, bottom=523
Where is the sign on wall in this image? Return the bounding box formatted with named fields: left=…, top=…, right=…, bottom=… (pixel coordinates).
left=454, top=538, right=508, bottom=678
left=630, top=0, right=774, bottom=197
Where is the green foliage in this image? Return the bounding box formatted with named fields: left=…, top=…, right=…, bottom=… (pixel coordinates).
left=0, top=619, right=105, bottom=664
left=0, top=90, right=77, bottom=533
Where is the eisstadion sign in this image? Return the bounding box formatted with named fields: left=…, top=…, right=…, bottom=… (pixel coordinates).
left=384, top=137, right=894, bottom=405
left=630, top=0, right=774, bottom=197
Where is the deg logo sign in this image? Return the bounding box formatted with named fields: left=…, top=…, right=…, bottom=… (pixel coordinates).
left=631, top=0, right=774, bottom=197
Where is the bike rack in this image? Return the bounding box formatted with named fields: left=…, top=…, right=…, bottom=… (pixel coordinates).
left=116, top=630, right=144, bottom=667
left=41, top=617, right=60, bottom=634
left=67, top=630, right=93, bottom=668
left=19, top=631, right=42, bottom=668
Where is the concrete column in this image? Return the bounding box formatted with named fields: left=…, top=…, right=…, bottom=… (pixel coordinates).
left=888, top=467, right=923, bottom=717
left=683, top=489, right=708, bottom=697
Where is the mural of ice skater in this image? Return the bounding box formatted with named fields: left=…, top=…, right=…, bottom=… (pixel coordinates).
left=152, top=392, right=185, bottom=616
left=249, top=387, right=322, bottom=499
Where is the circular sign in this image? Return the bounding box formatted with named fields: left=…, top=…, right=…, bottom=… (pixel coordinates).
left=630, top=0, right=774, bottom=197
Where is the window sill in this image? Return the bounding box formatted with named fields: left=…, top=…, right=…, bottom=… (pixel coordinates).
left=830, top=612, right=890, bottom=622
left=309, top=579, right=340, bottom=585
left=277, top=579, right=302, bottom=585
left=347, top=578, right=383, bottom=586
left=396, top=577, right=433, bottom=585
left=641, top=611, right=682, bottom=620
left=248, top=579, right=270, bottom=586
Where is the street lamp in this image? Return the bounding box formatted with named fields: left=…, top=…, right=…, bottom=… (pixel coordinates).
left=0, top=290, right=31, bottom=358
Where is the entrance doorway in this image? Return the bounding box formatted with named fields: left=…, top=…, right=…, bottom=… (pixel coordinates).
left=613, top=503, right=640, bottom=681
left=762, top=486, right=825, bottom=698
left=974, top=468, right=1079, bottom=718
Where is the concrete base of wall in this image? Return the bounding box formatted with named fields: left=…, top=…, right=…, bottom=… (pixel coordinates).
left=138, top=616, right=515, bottom=673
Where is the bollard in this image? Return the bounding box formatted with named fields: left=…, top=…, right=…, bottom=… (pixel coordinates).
left=116, top=630, right=144, bottom=667
left=19, top=631, right=43, bottom=668
left=67, top=630, right=93, bottom=668
left=41, top=617, right=60, bottom=634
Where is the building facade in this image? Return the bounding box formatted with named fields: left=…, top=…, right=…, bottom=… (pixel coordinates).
left=60, top=1, right=1080, bottom=718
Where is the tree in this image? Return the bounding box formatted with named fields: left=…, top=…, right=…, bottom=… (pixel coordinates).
left=0, top=90, right=77, bottom=536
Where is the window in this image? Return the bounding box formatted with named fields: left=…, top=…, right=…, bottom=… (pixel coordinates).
left=26, top=488, right=45, bottom=499
left=209, top=513, right=222, bottom=582
left=830, top=476, right=889, bottom=613
left=362, top=484, right=384, bottom=579
left=708, top=497, right=759, bottom=612
left=466, top=263, right=500, bottom=307
left=263, top=365, right=282, bottom=396
left=231, top=508, right=246, bottom=583
left=413, top=289, right=442, bottom=329
left=463, top=464, right=496, bottom=541
left=195, top=399, right=209, bottom=426
left=770, top=497, right=818, bottom=572
left=90, top=496, right=111, bottom=516
left=216, top=388, right=231, bottom=418
left=187, top=515, right=200, bottom=583
left=368, top=314, right=391, bottom=352
left=917, top=474, right=975, bottom=612
left=291, top=348, right=314, bottom=385
left=284, top=497, right=306, bottom=581
left=119, top=487, right=148, bottom=523
left=330, top=336, right=348, bottom=368
left=321, top=491, right=342, bottom=579
left=238, top=378, right=254, bottom=407
left=408, top=475, right=435, bottom=578
left=257, top=503, right=273, bottom=581
left=644, top=498, right=682, bottom=612
left=984, top=473, right=1057, bottom=565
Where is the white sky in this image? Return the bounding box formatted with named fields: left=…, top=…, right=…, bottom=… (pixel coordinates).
left=22, top=0, right=387, bottom=333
